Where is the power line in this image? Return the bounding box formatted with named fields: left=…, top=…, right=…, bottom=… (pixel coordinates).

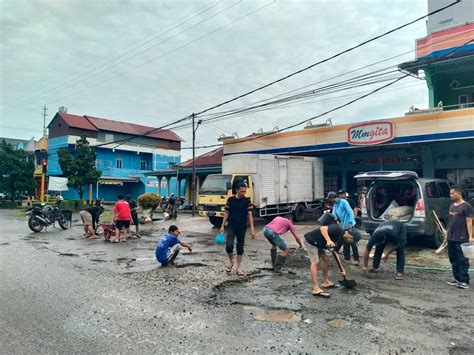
left=192, top=0, right=460, bottom=116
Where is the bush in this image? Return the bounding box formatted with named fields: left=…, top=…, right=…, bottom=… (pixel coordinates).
left=73, top=199, right=84, bottom=210
left=0, top=201, right=21, bottom=209
left=138, top=193, right=162, bottom=215
left=60, top=200, right=76, bottom=211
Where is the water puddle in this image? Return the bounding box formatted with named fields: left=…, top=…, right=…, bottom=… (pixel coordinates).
left=236, top=304, right=301, bottom=323
left=175, top=262, right=207, bottom=268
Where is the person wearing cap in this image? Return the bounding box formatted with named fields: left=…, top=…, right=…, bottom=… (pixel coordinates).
left=362, top=219, right=406, bottom=280
left=155, top=225, right=192, bottom=266
left=337, top=190, right=362, bottom=265
left=263, top=215, right=304, bottom=273
left=304, top=224, right=355, bottom=298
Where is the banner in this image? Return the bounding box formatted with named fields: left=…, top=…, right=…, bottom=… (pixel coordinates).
left=48, top=177, right=69, bottom=191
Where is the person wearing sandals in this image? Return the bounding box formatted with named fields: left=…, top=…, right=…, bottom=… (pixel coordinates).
left=362, top=219, right=406, bottom=280
left=263, top=215, right=304, bottom=273
left=112, top=194, right=131, bottom=243
left=304, top=224, right=355, bottom=298
left=219, top=182, right=256, bottom=277
left=126, top=195, right=141, bottom=238
left=155, top=225, right=192, bottom=266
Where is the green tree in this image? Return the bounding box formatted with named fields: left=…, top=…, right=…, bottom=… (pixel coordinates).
left=58, top=136, right=101, bottom=200
left=0, top=141, right=35, bottom=200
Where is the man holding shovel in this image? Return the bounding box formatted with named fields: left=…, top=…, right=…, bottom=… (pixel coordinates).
left=362, top=219, right=406, bottom=280
left=263, top=215, right=304, bottom=273
left=304, top=224, right=356, bottom=298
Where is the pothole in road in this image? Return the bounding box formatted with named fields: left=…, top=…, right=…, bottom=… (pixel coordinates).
left=59, top=253, right=79, bottom=257
left=369, top=296, right=400, bottom=305
left=26, top=241, right=49, bottom=244
left=175, top=262, right=207, bottom=268
left=90, top=259, right=107, bottom=263
left=236, top=304, right=302, bottom=323
left=0, top=242, right=10, bottom=245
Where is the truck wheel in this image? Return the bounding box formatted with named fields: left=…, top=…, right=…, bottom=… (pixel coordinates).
left=293, top=204, right=306, bottom=222
left=432, top=220, right=446, bottom=248
left=209, top=216, right=223, bottom=227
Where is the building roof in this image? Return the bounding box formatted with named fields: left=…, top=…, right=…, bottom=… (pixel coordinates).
left=85, top=115, right=182, bottom=141
left=49, top=112, right=182, bottom=142
left=57, top=112, right=98, bottom=131
left=179, top=147, right=223, bottom=167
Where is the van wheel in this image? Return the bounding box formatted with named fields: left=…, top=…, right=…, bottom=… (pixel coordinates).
left=432, top=220, right=446, bottom=248
left=209, top=216, right=223, bottom=227
left=293, top=204, right=306, bottom=222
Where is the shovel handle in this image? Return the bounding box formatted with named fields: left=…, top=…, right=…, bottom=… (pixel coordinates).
left=328, top=248, right=347, bottom=279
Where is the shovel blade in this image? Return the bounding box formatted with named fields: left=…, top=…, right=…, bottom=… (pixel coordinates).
left=339, top=279, right=357, bottom=289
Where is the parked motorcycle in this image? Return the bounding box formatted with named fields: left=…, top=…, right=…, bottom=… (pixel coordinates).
left=26, top=196, right=68, bottom=233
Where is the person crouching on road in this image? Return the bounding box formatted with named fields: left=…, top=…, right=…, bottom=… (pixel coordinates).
left=220, top=182, right=256, bottom=277
left=362, top=219, right=406, bottom=280
left=263, top=215, right=304, bottom=272
left=113, top=194, right=131, bottom=243
left=155, top=225, right=192, bottom=266
left=79, top=200, right=104, bottom=239
left=304, top=224, right=355, bottom=298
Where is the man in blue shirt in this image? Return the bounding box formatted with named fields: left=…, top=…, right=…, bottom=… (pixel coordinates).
left=328, top=191, right=361, bottom=265
left=155, top=225, right=192, bottom=266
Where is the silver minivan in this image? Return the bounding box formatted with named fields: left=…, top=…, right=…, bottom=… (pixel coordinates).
left=355, top=171, right=451, bottom=247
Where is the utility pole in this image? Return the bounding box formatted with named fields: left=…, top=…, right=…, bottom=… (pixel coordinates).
left=191, top=113, right=202, bottom=217
left=42, top=105, right=48, bottom=138
left=192, top=113, right=196, bottom=217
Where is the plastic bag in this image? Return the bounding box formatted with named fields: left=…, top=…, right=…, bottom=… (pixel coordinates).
left=215, top=232, right=225, bottom=245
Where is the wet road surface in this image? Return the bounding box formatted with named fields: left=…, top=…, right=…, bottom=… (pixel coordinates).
left=0, top=210, right=472, bottom=353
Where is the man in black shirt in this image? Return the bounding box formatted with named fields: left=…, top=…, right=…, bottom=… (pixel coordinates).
left=220, top=183, right=255, bottom=277
left=126, top=195, right=141, bottom=238
left=304, top=224, right=355, bottom=298
left=362, top=220, right=406, bottom=280
left=446, top=186, right=473, bottom=290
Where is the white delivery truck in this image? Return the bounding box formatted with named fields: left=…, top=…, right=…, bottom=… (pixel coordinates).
left=198, top=154, right=324, bottom=226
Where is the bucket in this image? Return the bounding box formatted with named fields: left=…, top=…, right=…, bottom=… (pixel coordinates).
left=318, top=212, right=337, bottom=226
left=461, top=243, right=474, bottom=259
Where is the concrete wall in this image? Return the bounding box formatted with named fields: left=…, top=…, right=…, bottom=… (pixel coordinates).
left=427, top=0, right=473, bottom=33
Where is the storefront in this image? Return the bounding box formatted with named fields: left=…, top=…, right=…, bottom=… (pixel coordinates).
left=223, top=108, right=474, bottom=195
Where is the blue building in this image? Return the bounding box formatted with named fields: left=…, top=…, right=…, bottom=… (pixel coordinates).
left=47, top=112, right=182, bottom=201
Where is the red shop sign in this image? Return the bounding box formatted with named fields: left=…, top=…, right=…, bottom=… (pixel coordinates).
left=348, top=121, right=394, bottom=145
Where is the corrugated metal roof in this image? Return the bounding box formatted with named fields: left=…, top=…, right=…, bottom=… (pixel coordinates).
left=85, top=115, right=182, bottom=142
left=180, top=147, right=223, bottom=167
left=58, top=112, right=98, bottom=131
left=48, top=112, right=182, bottom=142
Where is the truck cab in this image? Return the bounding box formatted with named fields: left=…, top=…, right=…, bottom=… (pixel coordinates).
left=198, top=174, right=253, bottom=226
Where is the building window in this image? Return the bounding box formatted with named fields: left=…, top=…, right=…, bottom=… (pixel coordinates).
left=116, top=158, right=123, bottom=169
left=140, top=161, right=147, bottom=170
left=324, top=172, right=341, bottom=195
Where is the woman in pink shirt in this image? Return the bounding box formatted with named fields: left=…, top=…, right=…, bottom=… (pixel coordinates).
left=263, top=215, right=304, bottom=272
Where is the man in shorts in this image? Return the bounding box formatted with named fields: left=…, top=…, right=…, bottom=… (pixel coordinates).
left=304, top=224, right=355, bottom=298
left=155, top=225, right=192, bottom=266
left=113, top=194, right=131, bottom=243
left=126, top=195, right=141, bottom=238
left=79, top=200, right=104, bottom=239
left=220, top=183, right=256, bottom=277
left=362, top=219, right=406, bottom=280
left=263, top=215, right=304, bottom=272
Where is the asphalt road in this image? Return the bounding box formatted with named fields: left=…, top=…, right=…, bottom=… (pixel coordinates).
left=0, top=210, right=473, bottom=354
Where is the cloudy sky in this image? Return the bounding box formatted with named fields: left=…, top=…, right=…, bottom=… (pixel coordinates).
left=1, top=0, right=431, bottom=159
